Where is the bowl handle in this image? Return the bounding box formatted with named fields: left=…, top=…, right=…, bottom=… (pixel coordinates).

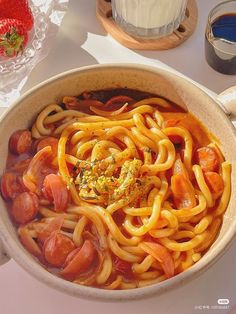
left=0, top=237, right=10, bottom=265
left=217, top=86, right=236, bottom=118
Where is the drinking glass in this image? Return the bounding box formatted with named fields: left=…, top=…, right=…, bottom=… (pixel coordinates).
left=111, top=0, right=188, bottom=38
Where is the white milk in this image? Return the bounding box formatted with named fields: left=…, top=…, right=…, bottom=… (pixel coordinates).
left=112, top=0, right=188, bottom=37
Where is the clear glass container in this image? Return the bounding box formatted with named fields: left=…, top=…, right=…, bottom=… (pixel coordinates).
left=111, top=0, right=188, bottom=39
left=0, top=0, right=69, bottom=107
left=205, top=0, right=236, bottom=75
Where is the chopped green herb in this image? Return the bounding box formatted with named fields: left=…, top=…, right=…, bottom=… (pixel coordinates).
left=93, top=187, right=101, bottom=196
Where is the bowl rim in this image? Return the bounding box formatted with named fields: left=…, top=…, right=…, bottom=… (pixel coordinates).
left=0, top=63, right=236, bottom=301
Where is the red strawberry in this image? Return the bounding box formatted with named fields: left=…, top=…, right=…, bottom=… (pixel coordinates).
left=0, top=0, right=34, bottom=31
left=0, top=19, right=28, bottom=57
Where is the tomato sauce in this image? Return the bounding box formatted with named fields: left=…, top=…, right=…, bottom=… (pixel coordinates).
left=0, top=88, right=222, bottom=289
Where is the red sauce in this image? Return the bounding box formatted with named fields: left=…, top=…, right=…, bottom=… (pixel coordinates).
left=0, top=88, right=219, bottom=289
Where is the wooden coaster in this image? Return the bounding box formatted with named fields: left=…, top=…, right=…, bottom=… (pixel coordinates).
left=96, top=0, right=198, bottom=50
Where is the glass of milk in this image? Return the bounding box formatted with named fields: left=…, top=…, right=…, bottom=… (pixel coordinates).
left=111, top=0, right=188, bottom=38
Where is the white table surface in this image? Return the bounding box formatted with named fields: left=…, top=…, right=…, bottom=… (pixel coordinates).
left=0, top=1, right=236, bottom=313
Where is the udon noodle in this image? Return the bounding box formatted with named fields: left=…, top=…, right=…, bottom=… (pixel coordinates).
left=1, top=89, right=231, bottom=289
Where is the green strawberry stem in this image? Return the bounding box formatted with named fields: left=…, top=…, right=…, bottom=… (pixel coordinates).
left=0, top=27, right=24, bottom=57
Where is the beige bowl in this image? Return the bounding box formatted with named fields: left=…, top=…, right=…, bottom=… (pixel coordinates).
left=0, top=64, right=236, bottom=301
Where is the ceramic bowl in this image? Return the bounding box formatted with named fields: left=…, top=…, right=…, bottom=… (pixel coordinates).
left=0, top=64, right=236, bottom=301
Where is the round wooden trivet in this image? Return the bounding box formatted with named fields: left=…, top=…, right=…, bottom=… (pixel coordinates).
left=96, top=0, right=198, bottom=50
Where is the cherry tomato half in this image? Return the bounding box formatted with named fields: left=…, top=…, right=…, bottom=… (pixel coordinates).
left=195, top=147, right=219, bottom=172
left=60, top=240, right=95, bottom=280
left=42, top=174, right=69, bottom=212
left=37, top=137, right=59, bottom=156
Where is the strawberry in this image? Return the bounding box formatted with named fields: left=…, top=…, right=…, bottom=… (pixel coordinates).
left=0, top=0, right=34, bottom=31
left=0, top=19, right=28, bottom=57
